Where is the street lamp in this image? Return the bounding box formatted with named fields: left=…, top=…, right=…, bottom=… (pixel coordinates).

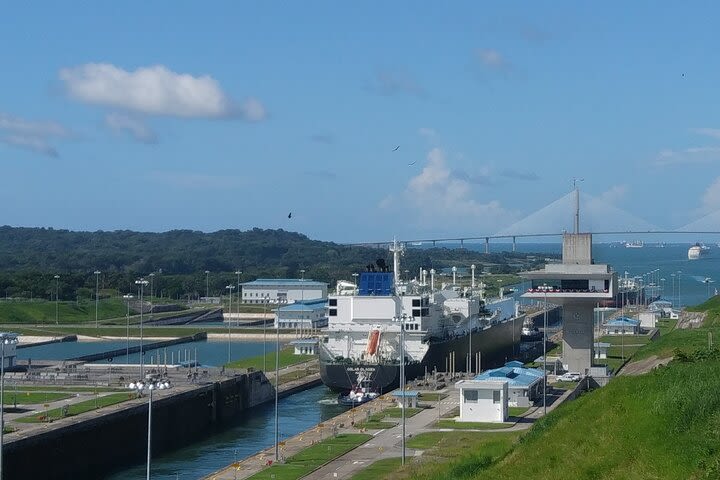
left=0, top=333, right=19, bottom=480
left=94, top=270, right=101, bottom=329
left=123, top=294, right=134, bottom=363
left=149, top=272, right=155, bottom=310
left=704, top=277, right=714, bottom=298
left=235, top=270, right=242, bottom=318
left=300, top=269, right=305, bottom=281
left=205, top=270, right=210, bottom=300
left=226, top=285, right=235, bottom=364
left=677, top=270, right=683, bottom=309
left=274, top=298, right=286, bottom=462
left=352, top=273, right=359, bottom=290
left=135, top=279, right=149, bottom=377
left=128, top=379, right=171, bottom=480
left=391, top=313, right=408, bottom=466
left=537, top=284, right=552, bottom=416
left=54, top=275, right=60, bottom=325
left=263, top=294, right=270, bottom=371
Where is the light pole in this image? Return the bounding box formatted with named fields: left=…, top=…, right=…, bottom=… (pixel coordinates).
left=94, top=270, right=101, bottom=329
left=54, top=275, right=60, bottom=325
left=263, top=294, right=269, bottom=371
left=149, top=272, right=155, bottom=312
left=123, top=294, right=134, bottom=363
left=671, top=273, right=676, bottom=307
left=226, top=285, right=235, bottom=364
left=677, top=270, right=682, bottom=309
left=705, top=277, right=714, bottom=298
left=392, top=313, right=408, bottom=466
left=660, top=278, right=665, bottom=300
left=135, top=278, right=149, bottom=377
left=274, top=298, right=284, bottom=462
left=205, top=270, right=210, bottom=301
left=0, top=333, right=19, bottom=480
left=235, top=270, right=242, bottom=317
left=537, top=284, right=551, bottom=416
left=299, top=269, right=306, bottom=337
left=352, top=273, right=359, bottom=290
left=128, top=379, right=171, bottom=480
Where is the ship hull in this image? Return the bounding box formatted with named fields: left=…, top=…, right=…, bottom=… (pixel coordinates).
left=319, top=315, right=524, bottom=392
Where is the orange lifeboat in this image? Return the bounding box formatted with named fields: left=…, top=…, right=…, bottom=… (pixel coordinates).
left=366, top=329, right=380, bottom=355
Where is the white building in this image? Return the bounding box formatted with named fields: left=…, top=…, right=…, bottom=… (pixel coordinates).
left=241, top=279, right=328, bottom=304
left=639, top=312, right=658, bottom=328
left=0, top=333, right=18, bottom=369
left=274, top=299, right=328, bottom=329
left=290, top=338, right=319, bottom=355
left=456, top=379, right=509, bottom=422
left=594, top=342, right=611, bottom=360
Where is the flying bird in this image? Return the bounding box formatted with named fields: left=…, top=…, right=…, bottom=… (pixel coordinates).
left=408, top=160, right=417, bottom=166
left=288, top=212, right=292, bottom=219
left=392, top=145, right=400, bottom=152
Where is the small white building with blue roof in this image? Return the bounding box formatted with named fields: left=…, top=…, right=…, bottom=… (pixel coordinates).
left=274, top=298, right=328, bottom=330
left=241, top=279, right=327, bottom=304
left=473, top=361, right=544, bottom=407
left=603, top=317, right=640, bottom=335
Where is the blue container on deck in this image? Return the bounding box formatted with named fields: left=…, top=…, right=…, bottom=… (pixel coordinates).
left=359, top=272, right=393, bottom=296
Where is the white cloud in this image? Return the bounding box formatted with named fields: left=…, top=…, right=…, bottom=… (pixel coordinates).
left=476, top=49, right=512, bottom=71
left=598, top=184, right=628, bottom=205
left=59, top=63, right=266, bottom=121
left=384, top=148, right=514, bottom=230
left=0, top=112, right=70, bottom=157
left=105, top=113, right=157, bottom=144
left=692, top=128, right=720, bottom=139
left=655, top=147, right=720, bottom=166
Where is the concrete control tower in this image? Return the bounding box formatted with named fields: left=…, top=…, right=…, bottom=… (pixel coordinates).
left=521, top=233, right=617, bottom=374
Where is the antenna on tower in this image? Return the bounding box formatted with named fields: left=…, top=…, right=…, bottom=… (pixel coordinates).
left=572, top=177, right=584, bottom=234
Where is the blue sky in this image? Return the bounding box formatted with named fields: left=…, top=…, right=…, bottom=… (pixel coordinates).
left=2, top=2, right=720, bottom=242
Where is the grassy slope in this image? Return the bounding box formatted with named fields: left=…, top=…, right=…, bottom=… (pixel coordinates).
left=477, top=359, right=720, bottom=479
left=0, top=299, right=127, bottom=324
left=226, top=347, right=315, bottom=370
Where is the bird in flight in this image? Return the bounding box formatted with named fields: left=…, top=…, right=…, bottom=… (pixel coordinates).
left=408, top=160, right=417, bottom=166
left=288, top=212, right=292, bottom=219
left=392, top=145, right=400, bottom=152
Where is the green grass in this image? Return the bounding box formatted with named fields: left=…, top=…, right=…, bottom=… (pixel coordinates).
left=435, top=419, right=513, bottom=430
left=632, top=327, right=720, bottom=362
left=0, top=298, right=128, bottom=324
left=3, top=391, right=71, bottom=405
left=15, top=393, right=134, bottom=423
left=246, top=433, right=372, bottom=480
left=550, top=380, right=578, bottom=390
left=226, top=346, right=315, bottom=371
left=598, top=334, right=651, bottom=346
left=418, top=392, right=447, bottom=402
left=475, top=358, right=720, bottom=479
left=3, top=385, right=125, bottom=393
left=508, top=407, right=529, bottom=417
left=350, top=458, right=404, bottom=480
left=687, top=295, right=720, bottom=326
left=278, top=366, right=319, bottom=385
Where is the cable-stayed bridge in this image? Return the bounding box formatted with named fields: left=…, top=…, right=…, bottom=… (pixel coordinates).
left=349, top=190, right=720, bottom=250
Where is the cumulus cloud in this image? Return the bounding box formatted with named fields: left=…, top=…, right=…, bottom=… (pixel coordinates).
left=367, top=70, right=424, bottom=97
left=451, top=167, right=493, bottom=186
left=476, top=49, right=512, bottom=72
left=0, top=112, right=70, bottom=157
left=654, top=147, right=720, bottom=166
left=105, top=113, right=157, bottom=144
left=598, top=184, right=628, bottom=205
left=383, top=148, right=514, bottom=230
left=59, top=63, right=266, bottom=121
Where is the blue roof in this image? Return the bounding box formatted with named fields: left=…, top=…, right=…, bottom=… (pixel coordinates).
left=606, top=317, right=640, bottom=326
left=474, top=362, right=543, bottom=388
left=279, top=299, right=327, bottom=312
left=392, top=390, right=420, bottom=397
left=242, top=279, right=327, bottom=287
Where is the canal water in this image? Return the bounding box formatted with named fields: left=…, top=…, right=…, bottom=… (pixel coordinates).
left=105, top=385, right=344, bottom=480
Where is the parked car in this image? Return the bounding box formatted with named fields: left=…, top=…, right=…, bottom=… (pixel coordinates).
left=558, top=372, right=582, bottom=382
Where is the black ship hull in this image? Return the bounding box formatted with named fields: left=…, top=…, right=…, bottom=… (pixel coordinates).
left=319, top=316, right=524, bottom=392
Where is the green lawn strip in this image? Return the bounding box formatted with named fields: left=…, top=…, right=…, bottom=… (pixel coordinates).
left=15, top=392, right=134, bottom=423
left=417, top=392, right=447, bottom=403
left=278, top=367, right=319, bottom=385
left=3, top=391, right=71, bottom=405
left=226, top=347, right=315, bottom=371
left=441, top=406, right=460, bottom=419
left=598, top=335, right=651, bottom=346
left=350, top=458, right=403, bottom=480
left=632, top=326, right=720, bottom=362
left=435, top=419, right=513, bottom=430
left=3, top=386, right=125, bottom=393
left=246, top=433, right=372, bottom=480
left=508, top=406, right=529, bottom=417
left=550, top=380, right=576, bottom=390
left=380, top=407, right=423, bottom=418
left=0, top=299, right=128, bottom=324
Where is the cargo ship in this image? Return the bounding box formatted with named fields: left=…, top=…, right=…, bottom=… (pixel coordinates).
left=318, top=240, right=525, bottom=392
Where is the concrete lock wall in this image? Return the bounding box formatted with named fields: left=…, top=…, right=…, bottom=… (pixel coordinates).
left=3, top=373, right=276, bottom=480
left=561, top=302, right=594, bottom=374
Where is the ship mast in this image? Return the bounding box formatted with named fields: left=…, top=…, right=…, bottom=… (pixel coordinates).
left=389, top=238, right=404, bottom=287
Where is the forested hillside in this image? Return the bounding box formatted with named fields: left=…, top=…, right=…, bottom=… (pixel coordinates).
left=0, top=226, right=547, bottom=300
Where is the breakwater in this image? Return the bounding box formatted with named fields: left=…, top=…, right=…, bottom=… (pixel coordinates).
left=3, top=370, right=316, bottom=480
left=67, top=332, right=207, bottom=362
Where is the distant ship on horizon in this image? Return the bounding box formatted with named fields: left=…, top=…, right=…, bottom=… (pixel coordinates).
left=624, top=240, right=644, bottom=249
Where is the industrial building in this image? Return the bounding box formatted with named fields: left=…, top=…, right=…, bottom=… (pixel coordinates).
left=274, top=298, right=328, bottom=330
left=241, top=279, right=327, bottom=304
left=473, top=361, right=544, bottom=407
left=603, top=317, right=640, bottom=335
